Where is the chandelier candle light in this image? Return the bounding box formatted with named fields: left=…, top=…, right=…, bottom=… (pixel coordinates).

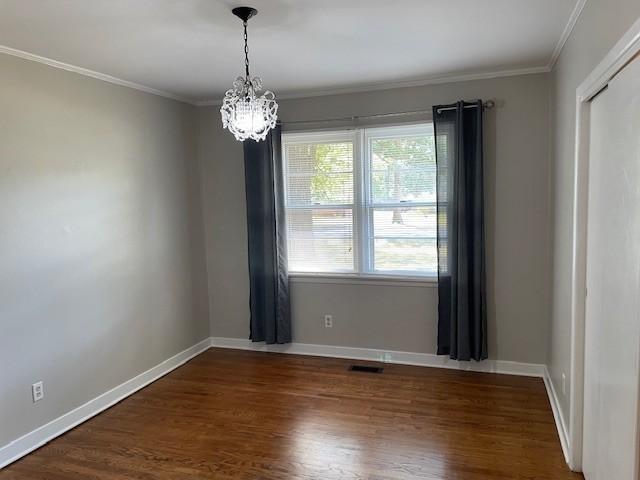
left=220, top=7, right=278, bottom=142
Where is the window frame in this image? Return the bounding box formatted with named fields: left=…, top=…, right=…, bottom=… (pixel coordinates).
left=282, top=122, right=438, bottom=281
left=282, top=130, right=358, bottom=274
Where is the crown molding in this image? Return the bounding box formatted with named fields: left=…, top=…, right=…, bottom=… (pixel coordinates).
left=548, top=0, right=588, bottom=70
left=195, top=65, right=551, bottom=107
left=0, top=44, right=196, bottom=105
left=2, top=27, right=566, bottom=108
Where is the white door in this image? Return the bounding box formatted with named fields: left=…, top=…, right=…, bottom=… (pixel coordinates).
left=583, top=55, right=640, bottom=480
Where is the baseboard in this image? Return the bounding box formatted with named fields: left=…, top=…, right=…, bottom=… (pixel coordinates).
left=1, top=336, right=560, bottom=471
left=209, top=337, right=546, bottom=378
left=543, top=366, right=570, bottom=463
left=211, top=337, right=571, bottom=458
left=0, top=337, right=211, bottom=469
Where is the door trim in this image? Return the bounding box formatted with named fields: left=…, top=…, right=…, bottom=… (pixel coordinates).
left=568, top=17, right=640, bottom=472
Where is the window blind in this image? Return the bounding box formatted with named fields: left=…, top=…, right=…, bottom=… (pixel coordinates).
left=282, top=124, right=438, bottom=277
left=283, top=135, right=355, bottom=273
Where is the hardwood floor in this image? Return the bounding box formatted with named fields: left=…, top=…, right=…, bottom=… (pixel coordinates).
left=1, top=348, right=582, bottom=479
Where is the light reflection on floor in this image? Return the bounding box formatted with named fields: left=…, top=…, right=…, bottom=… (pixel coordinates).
left=289, top=410, right=448, bottom=479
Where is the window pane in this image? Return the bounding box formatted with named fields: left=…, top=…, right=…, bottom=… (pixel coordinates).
left=371, top=206, right=437, bottom=274
left=373, top=238, right=437, bottom=273
left=372, top=207, right=436, bottom=238
left=285, top=141, right=353, bottom=206
left=286, top=208, right=354, bottom=272
left=370, top=133, right=436, bottom=203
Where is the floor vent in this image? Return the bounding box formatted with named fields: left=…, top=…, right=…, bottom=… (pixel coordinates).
left=349, top=365, right=383, bottom=373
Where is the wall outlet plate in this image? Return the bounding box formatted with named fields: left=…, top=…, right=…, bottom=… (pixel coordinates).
left=324, top=315, right=333, bottom=328
left=32, top=381, right=44, bottom=402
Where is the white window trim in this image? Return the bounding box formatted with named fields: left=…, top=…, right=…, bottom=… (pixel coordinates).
left=282, top=122, right=437, bottom=280
left=288, top=272, right=438, bottom=288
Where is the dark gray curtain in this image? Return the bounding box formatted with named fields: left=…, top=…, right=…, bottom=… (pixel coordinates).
left=433, top=100, right=487, bottom=361
left=243, top=125, right=291, bottom=344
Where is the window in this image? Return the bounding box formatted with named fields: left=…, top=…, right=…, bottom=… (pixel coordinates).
left=282, top=123, right=437, bottom=277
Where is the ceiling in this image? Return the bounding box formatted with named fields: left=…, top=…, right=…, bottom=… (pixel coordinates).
left=0, top=0, right=581, bottom=103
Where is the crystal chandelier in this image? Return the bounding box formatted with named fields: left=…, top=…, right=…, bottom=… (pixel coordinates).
left=220, top=7, right=278, bottom=142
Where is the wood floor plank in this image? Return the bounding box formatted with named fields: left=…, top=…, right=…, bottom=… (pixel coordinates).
left=1, top=348, right=583, bottom=479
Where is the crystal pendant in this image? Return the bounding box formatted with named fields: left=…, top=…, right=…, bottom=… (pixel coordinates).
left=220, top=76, right=278, bottom=142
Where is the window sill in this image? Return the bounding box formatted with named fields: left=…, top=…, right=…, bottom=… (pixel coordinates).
left=288, top=273, right=438, bottom=288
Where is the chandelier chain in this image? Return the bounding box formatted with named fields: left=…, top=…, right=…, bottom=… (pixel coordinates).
left=243, top=21, right=250, bottom=78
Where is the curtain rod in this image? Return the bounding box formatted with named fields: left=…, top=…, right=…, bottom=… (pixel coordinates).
left=277, top=100, right=495, bottom=126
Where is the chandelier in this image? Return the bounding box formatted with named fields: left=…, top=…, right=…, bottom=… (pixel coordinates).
left=220, top=7, right=278, bottom=142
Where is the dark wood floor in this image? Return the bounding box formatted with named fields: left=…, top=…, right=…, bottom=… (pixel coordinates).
left=2, top=348, right=582, bottom=479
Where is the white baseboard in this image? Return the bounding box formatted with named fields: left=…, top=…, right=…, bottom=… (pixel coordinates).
left=211, top=337, right=571, bottom=459
left=543, top=366, right=570, bottom=463
left=0, top=337, right=211, bottom=470
left=1, top=336, right=562, bottom=471
left=209, top=337, right=546, bottom=378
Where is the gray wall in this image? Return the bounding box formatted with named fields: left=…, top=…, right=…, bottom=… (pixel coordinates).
left=198, top=72, right=552, bottom=364
left=0, top=38, right=565, bottom=453
left=548, top=1, right=640, bottom=422
left=0, top=54, right=209, bottom=447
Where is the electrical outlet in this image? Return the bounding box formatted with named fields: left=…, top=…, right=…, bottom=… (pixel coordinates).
left=324, top=314, right=333, bottom=328
left=561, top=373, right=566, bottom=396
left=32, top=381, right=44, bottom=403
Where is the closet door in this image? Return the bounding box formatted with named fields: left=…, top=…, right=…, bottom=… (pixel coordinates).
left=583, top=55, right=640, bottom=480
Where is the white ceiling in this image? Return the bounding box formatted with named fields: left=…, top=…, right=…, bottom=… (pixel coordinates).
left=0, top=0, right=581, bottom=103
